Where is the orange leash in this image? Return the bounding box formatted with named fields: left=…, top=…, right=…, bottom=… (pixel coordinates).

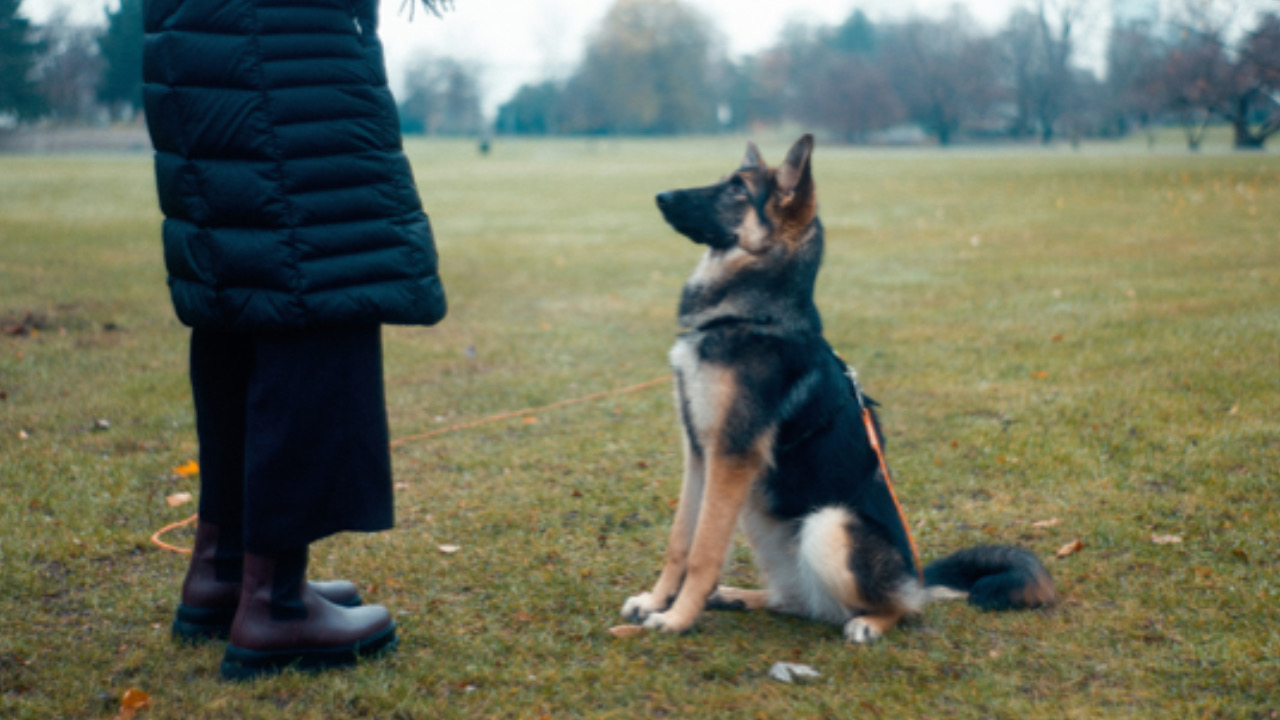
left=847, top=365, right=923, bottom=582
left=151, top=374, right=673, bottom=553
left=151, top=513, right=198, bottom=555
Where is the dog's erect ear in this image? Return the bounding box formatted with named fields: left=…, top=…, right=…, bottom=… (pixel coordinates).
left=741, top=142, right=765, bottom=169
left=775, top=134, right=814, bottom=207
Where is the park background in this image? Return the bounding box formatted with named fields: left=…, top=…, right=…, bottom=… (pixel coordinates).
left=2, top=0, right=1279, bottom=718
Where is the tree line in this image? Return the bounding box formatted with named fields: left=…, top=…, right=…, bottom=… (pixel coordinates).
left=3, top=0, right=1278, bottom=149
left=486, top=0, right=1280, bottom=149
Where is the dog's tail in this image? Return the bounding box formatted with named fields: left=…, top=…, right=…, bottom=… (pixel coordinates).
left=922, top=545, right=1056, bottom=611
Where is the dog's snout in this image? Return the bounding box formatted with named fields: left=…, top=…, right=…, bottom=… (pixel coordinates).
left=655, top=191, right=674, bottom=209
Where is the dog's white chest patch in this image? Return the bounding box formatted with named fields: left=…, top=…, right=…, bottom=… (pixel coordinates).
left=670, top=336, right=726, bottom=439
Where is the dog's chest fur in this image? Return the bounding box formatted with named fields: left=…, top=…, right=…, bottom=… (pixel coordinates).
left=669, top=332, right=728, bottom=450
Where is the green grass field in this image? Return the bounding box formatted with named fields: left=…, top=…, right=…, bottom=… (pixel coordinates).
left=1, top=136, right=1278, bottom=719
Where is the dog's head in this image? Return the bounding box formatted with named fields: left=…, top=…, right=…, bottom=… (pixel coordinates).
left=655, top=134, right=817, bottom=255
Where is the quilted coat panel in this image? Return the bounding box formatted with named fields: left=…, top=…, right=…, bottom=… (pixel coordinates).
left=143, top=0, right=446, bottom=330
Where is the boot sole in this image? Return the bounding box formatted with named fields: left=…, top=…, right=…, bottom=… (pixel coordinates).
left=219, top=622, right=398, bottom=681
left=173, top=594, right=363, bottom=644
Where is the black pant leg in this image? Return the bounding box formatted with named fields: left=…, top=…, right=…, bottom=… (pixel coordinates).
left=189, top=327, right=253, bottom=527
left=241, top=325, right=393, bottom=552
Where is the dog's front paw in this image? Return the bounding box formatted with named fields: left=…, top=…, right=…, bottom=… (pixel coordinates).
left=843, top=617, right=883, bottom=645
left=641, top=611, right=694, bottom=634
left=621, top=592, right=665, bottom=623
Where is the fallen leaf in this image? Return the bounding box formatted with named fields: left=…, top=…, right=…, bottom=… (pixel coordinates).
left=1051, top=333, right=1064, bottom=342
left=171, top=460, right=199, bottom=477
left=608, top=625, right=644, bottom=638
left=1032, top=518, right=1061, bottom=528
left=514, top=612, right=533, bottom=623
left=118, top=687, right=151, bottom=719
left=19, top=430, right=29, bottom=440
left=394, top=482, right=409, bottom=490
left=165, top=492, right=192, bottom=508
left=438, top=544, right=460, bottom=554
left=1030, top=371, right=1049, bottom=379
left=93, top=418, right=111, bottom=431
left=1055, top=539, right=1084, bottom=559
left=1151, top=534, right=1182, bottom=545
left=522, top=416, right=538, bottom=424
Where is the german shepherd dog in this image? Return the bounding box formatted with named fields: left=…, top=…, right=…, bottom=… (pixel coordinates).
left=621, top=135, right=1055, bottom=643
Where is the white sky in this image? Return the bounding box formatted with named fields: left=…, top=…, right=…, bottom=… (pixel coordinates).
left=375, top=0, right=1036, bottom=113
left=20, top=0, right=1163, bottom=115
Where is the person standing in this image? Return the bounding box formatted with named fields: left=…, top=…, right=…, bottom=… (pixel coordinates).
left=142, top=0, right=447, bottom=679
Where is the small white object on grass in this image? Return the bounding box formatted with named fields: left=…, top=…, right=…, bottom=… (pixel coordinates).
left=768, top=662, right=821, bottom=684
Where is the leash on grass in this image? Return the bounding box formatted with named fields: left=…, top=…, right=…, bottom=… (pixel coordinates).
left=150, top=374, right=674, bottom=554
left=844, top=363, right=924, bottom=583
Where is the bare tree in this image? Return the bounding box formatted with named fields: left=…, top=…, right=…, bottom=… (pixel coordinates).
left=1105, top=19, right=1167, bottom=145
left=1001, top=0, right=1088, bottom=144
left=399, top=55, right=483, bottom=135
left=882, top=9, right=1001, bottom=146
left=798, top=52, right=903, bottom=143
left=1165, top=2, right=1280, bottom=148
left=34, top=11, right=104, bottom=124
left=558, top=0, right=723, bottom=134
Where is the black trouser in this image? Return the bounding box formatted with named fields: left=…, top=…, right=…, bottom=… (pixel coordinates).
left=189, top=326, right=393, bottom=553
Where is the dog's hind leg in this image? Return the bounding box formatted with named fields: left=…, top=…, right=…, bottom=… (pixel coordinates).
left=794, top=507, right=863, bottom=626
left=705, top=587, right=770, bottom=611
left=622, top=435, right=705, bottom=623
left=795, top=507, right=924, bottom=643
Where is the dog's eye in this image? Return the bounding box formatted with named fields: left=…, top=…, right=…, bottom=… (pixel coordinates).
left=727, top=178, right=749, bottom=199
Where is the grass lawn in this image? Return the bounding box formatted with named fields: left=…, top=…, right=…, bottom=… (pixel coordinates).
left=1, top=136, right=1278, bottom=719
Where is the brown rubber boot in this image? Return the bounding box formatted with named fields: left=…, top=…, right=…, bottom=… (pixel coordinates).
left=219, top=547, right=397, bottom=680
left=172, top=521, right=362, bottom=642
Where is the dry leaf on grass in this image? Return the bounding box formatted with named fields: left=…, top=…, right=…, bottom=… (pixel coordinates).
left=118, top=687, right=151, bottom=719
left=1055, top=539, right=1084, bottom=558
left=1032, top=518, right=1061, bottom=528
left=171, top=460, right=199, bottom=477
left=438, top=544, right=460, bottom=554
left=164, top=492, right=192, bottom=508
left=608, top=625, right=644, bottom=638
left=1151, top=534, right=1183, bottom=545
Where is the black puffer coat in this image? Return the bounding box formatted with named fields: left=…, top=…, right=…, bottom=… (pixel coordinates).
left=142, top=0, right=446, bottom=330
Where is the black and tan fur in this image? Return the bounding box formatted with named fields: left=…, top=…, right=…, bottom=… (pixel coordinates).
left=621, top=135, right=1055, bottom=643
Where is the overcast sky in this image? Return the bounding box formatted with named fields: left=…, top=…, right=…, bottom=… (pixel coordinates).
left=22, top=0, right=1148, bottom=114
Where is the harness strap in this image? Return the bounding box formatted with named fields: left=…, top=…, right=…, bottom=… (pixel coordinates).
left=844, top=363, right=924, bottom=583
